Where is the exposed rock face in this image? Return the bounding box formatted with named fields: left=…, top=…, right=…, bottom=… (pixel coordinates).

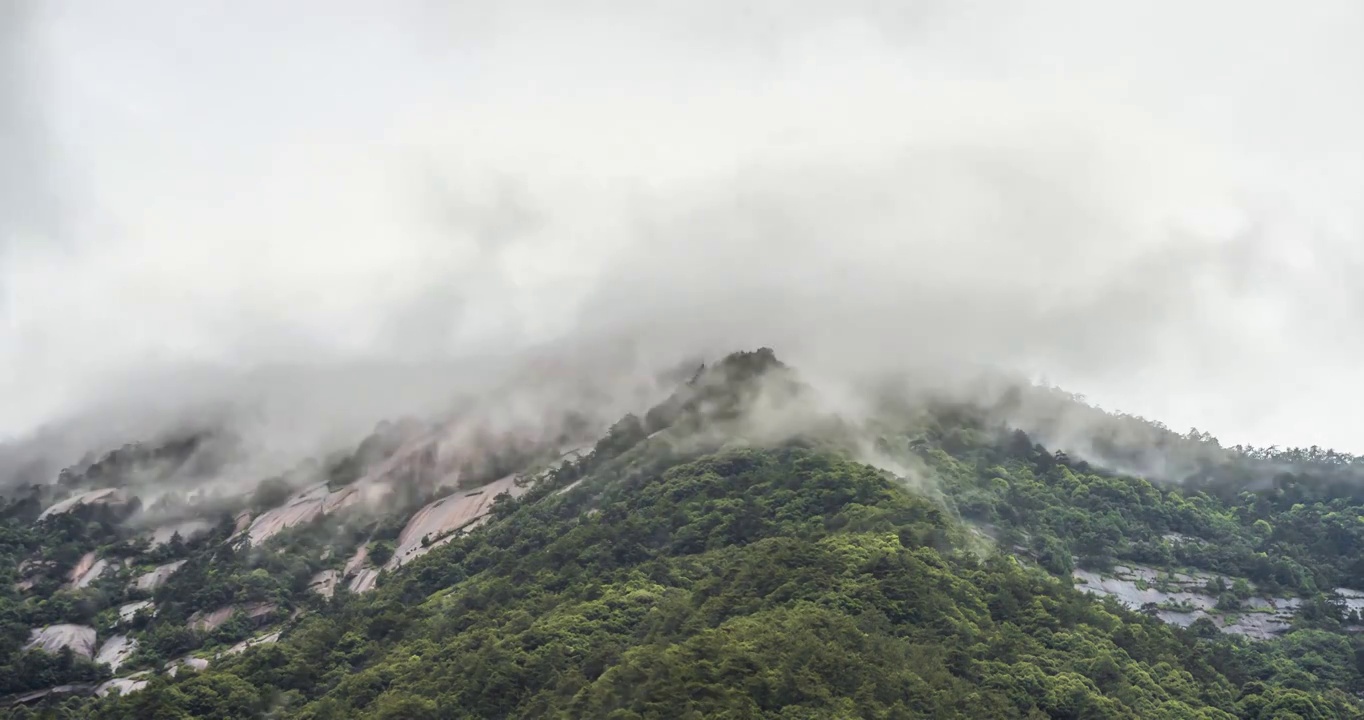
left=237, top=435, right=439, bottom=547
left=339, top=545, right=379, bottom=593
left=1207, top=605, right=1300, bottom=640
left=1336, top=587, right=1364, bottom=614
left=1073, top=565, right=1303, bottom=640
left=38, top=488, right=128, bottom=521
left=224, top=630, right=281, bottom=657
left=555, top=478, right=585, bottom=496
left=95, top=635, right=137, bottom=671
left=348, top=568, right=380, bottom=594
left=68, top=553, right=96, bottom=582
left=386, top=473, right=529, bottom=571
left=68, top=552, right=110, bottom=589
left=308, top=570, right=339, bottom=598
left=236, top=426, right=575, bottom=551
left=240, top=478, right=407, bottom=548
left=135, top=560, right=186, bottom=591
left=167, top=656, right=209, bottom=676
left=187, top=606, right=234, bottom=633
left=118, top=600, right=155, bottom=624
left=242, top=483, right=330, bottom=546
left=17, top=558, right=53, bottom=574
left=323, top=478, right=396, bottom=515
left=544, top=445, right=594, bottom=494
left=95, top=674, right=149, bottom=697
left=15, top=559, right=55, bottom=592
left=10, top=684, right=96, bottom=705
left=343, top=546, right=368, bottom=576
left=1073, top=568, right=1216, bottom=611
left=25, top=624, right=97, bottom=658
left=188, top=602, right=277, bottom=632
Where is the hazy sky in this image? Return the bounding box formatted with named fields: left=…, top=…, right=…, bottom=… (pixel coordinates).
left=2, top=1, right=1363, bottom=454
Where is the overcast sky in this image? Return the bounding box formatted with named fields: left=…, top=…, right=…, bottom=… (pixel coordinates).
left=2, top=1, right=1363, bottom=455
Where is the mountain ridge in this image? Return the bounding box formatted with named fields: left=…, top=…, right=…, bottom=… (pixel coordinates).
left=2, top=348, right=1363, bottom=718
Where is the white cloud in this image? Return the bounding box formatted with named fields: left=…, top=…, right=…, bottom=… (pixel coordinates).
left=2, top=0, right=1362, bottom=463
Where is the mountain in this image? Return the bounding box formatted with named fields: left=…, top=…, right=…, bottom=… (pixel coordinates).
left=2, top=348, right=1363, bottom=719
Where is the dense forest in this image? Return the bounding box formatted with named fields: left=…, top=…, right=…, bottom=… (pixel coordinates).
left=4, top=349, right=1364, bottom=718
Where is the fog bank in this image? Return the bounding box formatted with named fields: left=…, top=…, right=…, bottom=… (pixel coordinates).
left=2, top=1, right=1363, bottom=478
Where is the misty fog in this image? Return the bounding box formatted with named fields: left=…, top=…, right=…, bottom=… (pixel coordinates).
left=2, top=1, right=1363, bottom=481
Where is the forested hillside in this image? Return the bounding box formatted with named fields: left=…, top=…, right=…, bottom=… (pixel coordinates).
left=4, top=350, right=1364, bottom=718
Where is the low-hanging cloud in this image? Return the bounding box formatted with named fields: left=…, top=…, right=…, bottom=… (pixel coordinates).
left=2, top=0, right=1363, bottom=484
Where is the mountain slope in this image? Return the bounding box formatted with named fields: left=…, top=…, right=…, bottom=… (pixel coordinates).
left=69, top=449, right=1242, bottom=718
left=4, top=349, right=1364, bottom=718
